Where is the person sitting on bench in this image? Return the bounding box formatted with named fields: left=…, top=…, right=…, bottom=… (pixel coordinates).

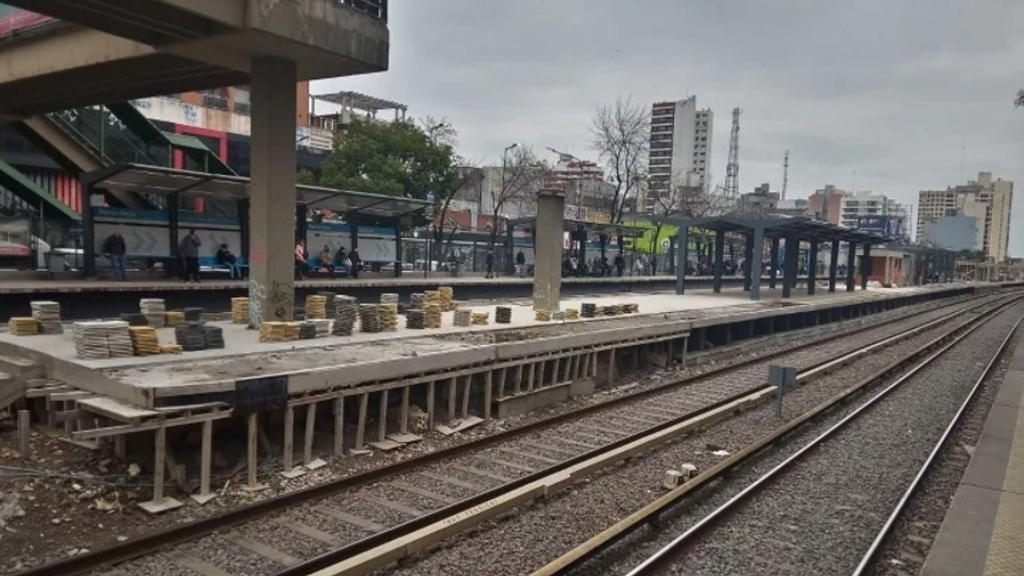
left=317, top=244, right=336, bottom=278
left=216, top=243, right=241, bottom=279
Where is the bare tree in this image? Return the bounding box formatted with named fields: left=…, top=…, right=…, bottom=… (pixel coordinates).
left=1016, top=88, right=1024, bottom=108
left=590, top=97, right=649, bottom=223
left=487, top=145, right=548, bottom=251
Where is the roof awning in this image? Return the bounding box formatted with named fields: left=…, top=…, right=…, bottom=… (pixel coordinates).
left=635, top=214, right=891, bottom=245
left=507, top=217, right=647, bottom=238
left=83, top=164, right=430, bottom=219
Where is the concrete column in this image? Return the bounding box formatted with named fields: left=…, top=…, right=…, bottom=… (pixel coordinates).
left=846, top=242, right=857, bottom=291
left=828, top=239, right=840, bottom=293
left=749, top=227, right=765, bottom=301
left=807, top=241, right=818, bottom=296
left=782, top=236, right=798, bottom=298
left=861, top=244, right=872, bottom=290
left=533, top=187, right=566, bottom=312
left=675, top=226, right=688, bottom=295
left=884, top=254, right=893, bottom=286
left=743, top=232, right=755, bottom=291
left=712, top=228, right=725, bottom=294
left=769, top=237, right=780, bottom=289
left=249, top=57, right=298, bottom=326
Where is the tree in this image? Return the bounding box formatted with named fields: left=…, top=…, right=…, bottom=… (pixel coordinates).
left=319, top=118, right=459, bottom=226
left=1016, top=88, right=1024, bottom=108
left=590, top=97, right=649, bottom=224
left=486, top=145, right=548, bottom=251
left=296, top=168, right=318, bottom=186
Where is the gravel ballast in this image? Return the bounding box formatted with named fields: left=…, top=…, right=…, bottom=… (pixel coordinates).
left=372, top=298, right=1019, bottom=576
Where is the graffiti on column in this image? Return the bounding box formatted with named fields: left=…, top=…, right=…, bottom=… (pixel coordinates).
left=268, top=281, right=293, bottom=321
left=248, top=280, right=266, bottom=328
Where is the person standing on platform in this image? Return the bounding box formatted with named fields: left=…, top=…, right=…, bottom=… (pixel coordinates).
left=485, top=249, right=495, bottom=279
left=614, top=252, right=626, bottom=277
left=349, top=247, right=361, bottom=279
left=294, top=239, right=307, bottom=281
left=103, top=232, right=127, bottom=281
left=516, top=250, right=526, bottom=278
left=179, top=229, right=202, bottom=283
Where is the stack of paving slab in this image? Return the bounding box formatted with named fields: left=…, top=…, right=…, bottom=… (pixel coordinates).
left=259, top=322, right=291, bottom=343
left=304, top=295, right=328, bottom=320
left=410, top=293, right=426, bottom=309
left=299, top=322, right=317, bottom=340
left=359, top=304, right=381, bottom=333
left=581, top=303, right=597, bottom=319
left=552, top=311, right=566, bottom=321
left=307, top=319, right=331, bottom=338
left=565, top=308, right=580, bottom=320
left=495, top=306, right=512, bottom=324
left=165, top=311, right=185, bottom=327
left=424, top=303, right=442, bottom=329
left=623, top=303, right=639, bottom=314
left=380, top=293, right=399, bottom=305
left=128, top=326, right=161, bottom=356
left=439, top=286, right=455, bottom=311
left=453, top=309, right=471, bottom=327
left=204, top=325, right=225, bottom=349
left=73, top=322, right=111, bottom=359
left=319, top=292, right=337, bottom=319
left=106, top=323, right=134, bottom=358
left=332, top=296, right=358, bottom=336
left=471, top=311, right=490, bottom=326
left=536, top=310, right=552, bottom=322
left=183, top=307, right=204, bottom=322
left=379, top=303, right=398, bottom=332
left=231, top=298, right=250, bottom=324
left=7, top=317, right=39, bottom=336
left=30, top=301, right=63, bottom=334
left=120, top=313, right=148, bottom=327
left=175, top=322, right=209, bottom=352
left=140, top=299, right=167, bottom=328
left=406, top=310, right=425, bottom=329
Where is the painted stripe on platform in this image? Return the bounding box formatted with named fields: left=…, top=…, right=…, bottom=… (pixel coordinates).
left=313, top=505, right=385, bottom=532
left=983, top=405, right=1024, bottom=576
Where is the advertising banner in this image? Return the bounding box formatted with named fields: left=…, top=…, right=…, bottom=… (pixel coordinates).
left=856, top=215, right=905, bottom=238
left=0, top=216, right=30, bottom=257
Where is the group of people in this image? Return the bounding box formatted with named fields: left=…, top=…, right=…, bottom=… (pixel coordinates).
left=294, top=240, right=362, bottom=281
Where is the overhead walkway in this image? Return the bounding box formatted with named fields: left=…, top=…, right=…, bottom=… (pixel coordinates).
left=0, top=158, right=80, bottom=222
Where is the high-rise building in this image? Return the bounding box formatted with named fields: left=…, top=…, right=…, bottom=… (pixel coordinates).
left=645, top=96, right=713, bottom=211
left=917, top=172, right=1014, bottom=261
left=807, top=186, right=908, bottom=239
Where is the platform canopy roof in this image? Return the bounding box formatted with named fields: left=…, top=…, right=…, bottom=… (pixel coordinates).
left=312, top=90, right=408, bottom=112
left=83, top=164, right=430, bottom=219
left=640, top=214, right=891, bottom=244
left=507, top=217, right=647, bottom=238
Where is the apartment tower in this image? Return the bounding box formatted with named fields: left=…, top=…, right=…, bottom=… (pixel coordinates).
left=917, top=172, right=1013, bottom=260
left=645, top=96, right=713, bottom=211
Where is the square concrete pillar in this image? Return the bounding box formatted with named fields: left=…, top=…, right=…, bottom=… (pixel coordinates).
left=828, top=240, right=840, bottom=293
left=533, top=187, right=566, bottom=312
left=248, top=57, right=298, bottom=325
left=749, top=227, right=765, bottom=301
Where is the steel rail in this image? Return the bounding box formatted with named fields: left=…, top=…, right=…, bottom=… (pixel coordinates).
left=11, top=293, right=997, bottom=576
left=621, top=299, right=1022, bottom=576
left=276, top=295, right=1015, bottom=576
left=848, top=306, right=1024, bottom=575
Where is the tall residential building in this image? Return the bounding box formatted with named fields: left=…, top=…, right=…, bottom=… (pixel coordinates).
left=645, top=96, right=713, bottom=211
left=917, top=172, right=1014, bottom=261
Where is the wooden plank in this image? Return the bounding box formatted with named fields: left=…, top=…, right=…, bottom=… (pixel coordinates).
left=378, top=390, right=388, bottom=443
left=354, top=393, right=368, bottom=451
left=447, top=377, right=457, bottom=421
left=460, top=375, right=471, bottom=419
left=514, top=364, right=524, bottom=394
left=274, top=518, right=342, bottom=546
left=399, top=386, right=410, bottom=435
left=551, top=358, right=561, bottom=387
left=426, top=381, right=436, bottom=431
left=48, top=391, right=96, bottom=402
left=247, top=412, right=259, bottom=488
left=71, top=410, right=232, bottom=440
left=220, top=532, right=298, bottom=566
left=357, top=494, right=424, bottom=518
left=314, top=505, right=385, bottom=533
left=392, top=481, right=458, bottom=505
left=77, top=396, right=159, bottom=423
left=198, top=419, right=212, bottom=499
left=283, top=406, right=295, bottom=473
left=496, top=367, right=508, bottom=399
left=303, top=403, right=316, bottom=466
left=484, top=370, right=493, bottom=422
left=24, top=386, right=72, bottom=399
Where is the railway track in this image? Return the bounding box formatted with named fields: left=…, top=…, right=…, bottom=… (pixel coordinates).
left=17, top=292, right=1006, bottom=576
left=533, top=296, right=1022, bottom=576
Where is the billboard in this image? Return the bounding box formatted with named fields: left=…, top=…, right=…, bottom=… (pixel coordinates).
left=857, top=215, right=905, bottom=238
left=0, top=216, right=31, bottom=257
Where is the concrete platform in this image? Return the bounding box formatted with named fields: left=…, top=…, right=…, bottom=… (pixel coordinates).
left=922, top=336, right=1024, bottom=576
left=0, top=283, right=976, bottom=409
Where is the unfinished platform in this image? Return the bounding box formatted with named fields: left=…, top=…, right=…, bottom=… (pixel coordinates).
left=921, top=332, right=1024, bottom=576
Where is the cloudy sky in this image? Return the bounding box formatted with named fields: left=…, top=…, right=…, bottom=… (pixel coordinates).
left=317, top=0, right=1024, bottom=254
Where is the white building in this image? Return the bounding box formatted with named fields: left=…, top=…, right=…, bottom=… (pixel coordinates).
left=645, top=96, right=713, bottom=211
left=917, top=172, right=1014, bottom=261
left=838, top=191, right=908, bottom=236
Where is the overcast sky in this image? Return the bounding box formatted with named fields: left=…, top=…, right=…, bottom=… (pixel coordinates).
left=316, top=0, right=1024, bottom=255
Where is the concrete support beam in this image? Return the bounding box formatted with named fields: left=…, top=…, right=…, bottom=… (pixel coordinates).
left=712, top=229, right=725, bottom=294
left=749, top=228, right=765, bottom=301
left=675, top=227, right=688, bottom=295
left=248, top=57, right=297, bottom=325
left=769, top=237, right=780, bottom=289
left=533, top=188, right=566, bottom=312
left=743, top=233, right=754, bottom=291
left=861, top=244, right=872, bottom=290
left=846, top=242, right=858, bottom=292
left=782, top=236, right=798, bottom=299
left=828, top=240, right=840, bottom=293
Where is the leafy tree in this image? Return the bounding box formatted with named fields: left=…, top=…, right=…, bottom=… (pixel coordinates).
left=296, top=168, right=318, bottom=186
left=1016, top=88, right=1024, bottom=108
left=319, top=119, right=459, bottom=226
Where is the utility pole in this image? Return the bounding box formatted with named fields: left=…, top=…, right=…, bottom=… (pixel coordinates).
left=782, top=150, right=789, bottom=200
left=724, top=108, right=741, bottom=200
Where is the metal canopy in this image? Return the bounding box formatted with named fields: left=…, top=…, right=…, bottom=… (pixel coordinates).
left=312, top=90, right=408, bottom=112
left=508, top=217, right=646, bottom=238
left=83, top=164, right=430, bottom=219
left=642, top=214, right=890, bottom=245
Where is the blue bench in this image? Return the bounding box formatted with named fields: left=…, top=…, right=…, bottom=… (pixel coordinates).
left=199, top=255, right=249, bottom=277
